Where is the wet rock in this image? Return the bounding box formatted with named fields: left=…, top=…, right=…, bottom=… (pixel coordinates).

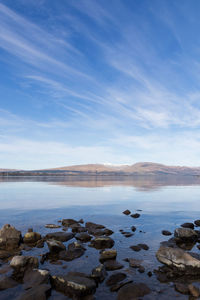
left=91, top=264, right=107, bottom=283
left=138, top=266, right=145, bottom=273
left=174, top=228, right=198, bottom=241
left=75, top=233, right=92, bottom=242
left=62, top=219, right=79, bottom=227
left=99, top=249, right=117, bottom=262
left=188, top=284, right=200, bottom=297
left=147, top=271, right=152, bottom=277
left=106, top=272, right=127, bottom=286
left=138, top=243, right=149, bottom=250
left=23, top=269, right=50, bottom=289
left=59, top=242, right=85, bottom=261
left=36, top=239, right=44, bottom=248
left=156, top=246, right=200, bottom=274
left=89, top=237, right=114, bottom=249
left=128, top=258, right=143, bottom=268
left=16, top=284, right=51, bottom=300
left=23, top=231, right=41, bottom=244
left=110, top=280, right=133, bottom=292
left=194, top=220, right=200, bottom=227
left=131, top=226, right=136, bottom=232
left=71, top=225, right=87, bottom=233
left=124, top=233, right=133, bottom=238
left=0, top=249, right=21, bottom=259
left=123, top=210, right=131, bottom=215
left=10, top=255, right=39, bottom=279
left=45, top=232, right=74, bottom=242
left=46, top=240, right=66, bottom=253
left=117, top=283, right=151, bottom=300
left=174, top=283, right=189, bottom=294
left=104, top=260, right=124, bottom=271
left=51, top=272, right=96, bottom=297
left=45, top=224, right=61, bottom=229
left=0, top=275, right=18, bottom=290
left=162, top=230, right=172, bottom=236
left=130, top=245, right=141, bottom=252
left=0, top=224, right=21, bottom=250
left=181, top=222, right=194, bottom=229
left=103, top=229, right=114, bottom=236
left=130, top=213, right=140, bottom=218
left=85, top=222, right=105, bottom=230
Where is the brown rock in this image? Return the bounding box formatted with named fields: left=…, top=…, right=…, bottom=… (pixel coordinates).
left=117, top=283, right=150, bottom=300
left=123, top=210, right=131, bottom=215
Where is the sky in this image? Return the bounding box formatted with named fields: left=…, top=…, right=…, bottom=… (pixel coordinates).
left=1, top=0, right=200, bottom=169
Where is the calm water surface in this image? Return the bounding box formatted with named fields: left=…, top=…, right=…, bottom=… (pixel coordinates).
left=0, top=176, right=200, bottom=299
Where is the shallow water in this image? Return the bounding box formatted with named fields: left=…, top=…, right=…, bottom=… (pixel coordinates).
left=0, top=175, right=200, bottom=299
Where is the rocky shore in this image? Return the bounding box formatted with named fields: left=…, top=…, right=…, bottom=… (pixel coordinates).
left=1, top=211, right=200, bottom=299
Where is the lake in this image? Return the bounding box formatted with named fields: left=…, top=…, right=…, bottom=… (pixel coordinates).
left=0, top=175, right=200, bottom=299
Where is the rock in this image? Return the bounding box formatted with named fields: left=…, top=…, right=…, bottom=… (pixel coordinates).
left=181, top=222, right=194, bottom=229
left=99, top=249, right=117, bottom=262
left=52, top=272, right=96, bottom=297
left=23, top=232, right=41, bottom=244
left=23, top=269, right=49, bottom=289
left=0, top=224, right=21, bottom=250
left=156, top=246, right=200, bottom=274
left=16, top=284, right=51, bottom=300
left=194, top=220, right=200, bottom=227
left=131, top=226, right=136, bottom=232
left=89, top=237, right=114, bottom=249
left=147, top=271, right=152, bottom=277
left=128, top=258, right=143, bottom=268
left=59, top=242, right=85, bottom=261
left=130, top=245, right=141, bottom=252
left=45, top=224, right=61, bottom=229
left=110, top=280, right=133, bottom=292
left=46, top=240, right=66, bottom=253
left=0, top=275, right=18, bottom=290
left=124, top=233, right=133, bottom=238
left=138, top=266, right=145, bottom=273
left=130, top=213, right=140, bottom=218
left=188, top=284, right=200, bottom=297
left=10, top=255, right=39, bottom=279
left=71, top=225, right=87, bottom=233
left=62, top=219, right=79, bottom=227
left=45, top=232, right=74, bottom=242
left=85, top=222, right=105, bottom=230
left=106, top=272, right=127, bottom=286
left=162, top=230, right=172, bottom=236
left=91, top=264, right=107, bottom=283
left=123, top=210, right=131, bottom=215
left=36, top=239, right=44, bottom=248
left=0, top=249, right=21, bottom=259
left=174, top=228, right=198, bottom=241
left=104, top=260, right=124, bottom=271
left=117, top=283, right=150, bottom=300
left=174, top=283, right=189, bottom=294
left=75, top=233, right=92, bottom=242
left=138, top=243, right=149, bottom=250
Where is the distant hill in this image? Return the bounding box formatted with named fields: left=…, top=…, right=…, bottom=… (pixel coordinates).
left=1, top=162, right=200, bottom=176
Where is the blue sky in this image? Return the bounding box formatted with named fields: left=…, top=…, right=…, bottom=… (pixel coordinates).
left=1, top=0, right=200, bottom=169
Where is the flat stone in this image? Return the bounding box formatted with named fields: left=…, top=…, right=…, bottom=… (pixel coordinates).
left=89, top=237, right=114, bottom=249
left=130, top=213, right=140, bottom=218
left=106, top=272, right=127, bottom=286
left=128, top=258, right=143, bottom=268
left=162, top=230, right=172, bottom=236
left=110, top=280, right=133, bottom=292
left=52, top=272, right=96, bottom=297
left=181, top=223, right=194, bottom=229
left=62, top=219, right=79, bottom=227
left=117, top=283, right=151, bottom=300
left=130, top=245, right=141, bottom=252
left=104, top=260, right=124, bottom=271
left=45, top=224, right=61, bottom=229
left=45, top=232, right=74, bottom=242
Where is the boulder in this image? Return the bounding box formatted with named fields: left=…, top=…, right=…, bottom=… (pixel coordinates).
left=16, top=284, right=51, bottom=300
left=51, top=272, right=96, bottom=297
left=75, top=233, right=92, bottom=242
left=174, top=228, right=198, bottom=241
left=23, top=232, right=41, bottom=244
left=23, top=269, right=49, bottom=289
left=156, top=246, right=200, bottom=274
left=46, top=240, right=66, bottom=253
left=117, top=283, right=150, bottom=300
left=0, top=224, right=21, bottom=250
left=89, top=237, right=114, bottom=249
left=99, top=249, right=117, bottom=262
left=10, top=255, right=39, bottom=279
left=91, top=264, right=107, bottom=283
left=62, top=219, right=79, bottom=227
left=0, top=275, right=18, bottom=290
left=45, top=232, right=74, bottom=242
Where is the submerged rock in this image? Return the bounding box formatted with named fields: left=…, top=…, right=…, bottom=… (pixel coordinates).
left=117, top=283, right=150, bottom=300
left=91, top=264, right=107, bottom=283
left=52, top=272, right=96, bottom=297
left=106, top=272, right=127, bottom=286
left=0, top=224, right=21, bottom=250
left=104, top=260, right=124, bottom=271
left=45, top=232, right=74, bottom=242
left=156, top=246, right=200, bottom=274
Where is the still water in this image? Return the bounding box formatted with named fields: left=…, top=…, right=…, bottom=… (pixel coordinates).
left=0, top=176, right=200, bottom=299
